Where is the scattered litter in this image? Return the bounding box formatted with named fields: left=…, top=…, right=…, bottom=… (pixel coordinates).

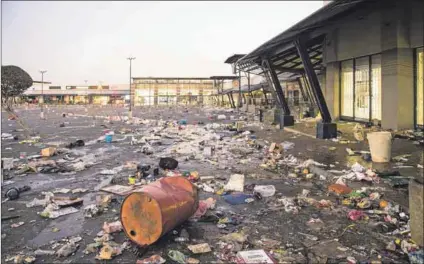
left=348, top=210, right=367, bottom=221
left=224, top=174, right=245, bottom=192
left=56, top=242, right=79, bottom=257
left=159, top=157, right=179, bottom=170
left=168, top=250, right=187, bottom=264
left=188, top=243, right=212, bottom=254
left=100, top=185, right=135, bottom=196
left=223, top=193, right=253, bottom=205
left=191, top=198, right=216, bottom=219
left=95, top=241, right=126, bottom=260
left=53, top=188, right=70, bottom=194
left=11, top=221, right=25, bottom=228
left=40, top=206, right=79, bottom=219
left=41, top=147, right=56, bottom=157
left=84, top=204, right=101, bottom=218
left=34, top=249, right=55, bottom=256
left=221, top=231, right=248, bottom=243
left=137, top=255, right=166, bottom=264
left=253, top=185, right=276, bottom=197
left=328, top=184, right=352, bottom=195
left=103, top=220, right=123, bottom=234
left=236, top=249, right=275, bottom=264
left=72, top=188, right=88, bottom=194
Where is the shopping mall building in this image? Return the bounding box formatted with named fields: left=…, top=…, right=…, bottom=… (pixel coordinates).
left=23, top=84, right=129, bottom=105
left=236, top=0, right=423, bottom=130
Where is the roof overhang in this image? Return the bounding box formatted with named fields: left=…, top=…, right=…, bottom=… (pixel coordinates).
left=236, top=0, right=367, bottom=77
left=224, top=54, right=246, bottom=64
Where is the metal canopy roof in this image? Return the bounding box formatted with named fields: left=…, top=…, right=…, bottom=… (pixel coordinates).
left=235, top=0, right=368, bottom=79
left=238, top=0, right=365, bottom=65
left=238, top=36, right=325, bottom=77
left=224, top=54, right=246, bottom=64
left=216, top=82, right=273, bottom=95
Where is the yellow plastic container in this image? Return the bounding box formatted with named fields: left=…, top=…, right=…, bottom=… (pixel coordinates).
left=128, top=176, right=136, bottom=185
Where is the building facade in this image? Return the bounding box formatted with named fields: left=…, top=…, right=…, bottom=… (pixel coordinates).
left=322, top=0, right=423, bottom=129
left=236, top=0, right=423, bottom=130
left=131, top=77, right=215, bottom=106
left=23, top=84, right=129, bottom=105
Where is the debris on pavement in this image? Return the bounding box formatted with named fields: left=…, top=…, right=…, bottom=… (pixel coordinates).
left=103, top=220, right=123, bottom=234
left=136, top=255, right=166, bottom=264
left=40, top=206, right=79, bottom=219
left=188, top=243, right=212, bottom=254
left=10, top=221, right=25, bottom=228
left=1, top=106, right=422, bottom=264
left=34, top=249, right=55, bottom=256
left=236, top=249, right=276, bottom=264
left=159, top=157, right=179, bottom=170
left=224, top=174, right=245, bottom=192
left=168, top=250, right=187, bottom=264
left=253, top=185, right=276, bottom=197
left=41, top=147, right=56, bottom=157
left=56, top=242, right=79, bottom=257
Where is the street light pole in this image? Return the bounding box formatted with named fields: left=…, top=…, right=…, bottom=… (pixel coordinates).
left=127, top=56, right=136, bottom=118
left=39, top=70, right=47, bottom=119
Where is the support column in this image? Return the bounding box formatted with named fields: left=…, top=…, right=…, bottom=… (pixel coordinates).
left=380, top=2, right=414, bottom=129
left=263, top=88, right=268, bottom=105
left=228, top=92, right=236, bottom=108
left=302, top=73, right=318, bottom=111
left=381, top=48, right=414, bottom=129
left=262, top=58, right=294, bottom=127
left=325, top=62, right=340, bottom=121
left=295, top=37, right=337, bottom=139
left=296, top=77, right=308, bottom=102
left=220, top=80, right=225, bottom=107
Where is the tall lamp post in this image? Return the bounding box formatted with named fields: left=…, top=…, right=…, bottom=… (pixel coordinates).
left=127, top=56, right=136, bottom=118
left=39, top=70, right=47, bottom=119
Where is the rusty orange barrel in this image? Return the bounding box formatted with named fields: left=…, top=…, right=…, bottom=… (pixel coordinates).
left=120, top=176, right=198, bottom=247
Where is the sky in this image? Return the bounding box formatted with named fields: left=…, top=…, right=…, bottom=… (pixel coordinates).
left=1, top=1, right=323, bottom=85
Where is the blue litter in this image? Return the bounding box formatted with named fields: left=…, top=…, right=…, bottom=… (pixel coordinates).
left=223, top=193, right=253, bottom=205
left=408, top=249, right=423, bottom=264
left=105, top=134, right=113, bottom=143
left=178, top=119, right=187, bottom=125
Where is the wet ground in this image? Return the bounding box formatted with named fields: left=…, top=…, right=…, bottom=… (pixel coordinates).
left=1, top=105, right=423, bottom=263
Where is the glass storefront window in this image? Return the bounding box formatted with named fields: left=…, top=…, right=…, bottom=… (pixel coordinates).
left=340, top=55, right=381, bottom=121
left=341, top=60, right=354, bottom=117
left=371, top=54, right=382, bottom=120
left=417, top=47, right=424, bottom=127
left=354, top=57, right=370, bottom=120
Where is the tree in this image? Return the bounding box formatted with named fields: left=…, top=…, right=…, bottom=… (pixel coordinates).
left=1, top=65, right=33, bottom=111
left=1, top=65, right=34, bottom=137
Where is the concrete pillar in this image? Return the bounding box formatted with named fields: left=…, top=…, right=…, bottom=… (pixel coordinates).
left=380, top=1, right=414, bottom=130
left=381, top=48, right=414, bottom=130
left=325, top=62, right=340, bottom=120
left=409, top=180, right=423, bottom=247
